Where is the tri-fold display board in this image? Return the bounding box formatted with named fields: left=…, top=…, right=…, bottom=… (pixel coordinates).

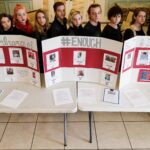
left=0, top=35, right=149, bottom=91
left=0, top=35, right=41, bottom=87
left=120, top=36, right=150, bottom=89
left=42, top=36, right=122, bottom=88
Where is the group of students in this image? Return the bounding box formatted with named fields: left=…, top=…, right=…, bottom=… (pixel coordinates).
left=0, top=1, right=150, bottom=72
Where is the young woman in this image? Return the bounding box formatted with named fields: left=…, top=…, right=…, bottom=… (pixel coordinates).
left=0, top=13, right=14, bottom=34
left=33, top=9, right=49, bottom=73
left=13, top=3, right=33, bottom=36
left=102, top=5, right=123, bottom=41
left=84, top=4, right=102, bottom=37
left=123, top=8, right=146, bottom=41
left=67, top=9, right=84, bottom=36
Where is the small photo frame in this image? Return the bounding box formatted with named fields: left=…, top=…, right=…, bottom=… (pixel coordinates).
left=103, top=88, right=120, bottom=104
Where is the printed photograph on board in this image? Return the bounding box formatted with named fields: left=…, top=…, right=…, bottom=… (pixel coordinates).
left=136, top=50, right=150, bottom=66
left=103, top=53, right=117, bottom=71
left=9, top=48, right=24, bottom=64
left=73, top=51, right=86, bottom=65
left=46, top=51, right=59, bottom=70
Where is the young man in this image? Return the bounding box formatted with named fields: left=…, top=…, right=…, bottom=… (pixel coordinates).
left=47, top=2, right=67, bottom=38
left=84, top=4, right=102, bottom=37
left=102, top=4, right=123, bottom=41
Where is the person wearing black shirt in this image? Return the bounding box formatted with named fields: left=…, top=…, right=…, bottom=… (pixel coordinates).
left=147, top=24, right=150, bottom=35
left=67, top=9, right=84, bottom=36
left=123, top=8, right=146, bottom=41
left=102, top=4, right=123, bottom=42
left=33, top=9, right=49, bottom=73
left=84, top=4, right=102, bottom=37
left=47, top=2, right=67, bottom=38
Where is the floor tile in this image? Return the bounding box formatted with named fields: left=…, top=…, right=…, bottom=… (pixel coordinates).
left=94, top=112, right=122, bottom=121
left=121, top=113, right=150, bottom=121
left=9, top=113, right=37, bottom=122
left=0, top=123, right=7, bottom=140
left=96, top=122, right=131, bottom=149
left=125, top=122, right=150, bottom=149
left=65, top=122, right=97, bottom=149
left=0, top=114, right=10, bottom=123
left=37, top=113, right=63, bottom=122
left=68, top=111, right=89, bottom=122
left=32, top=123, right=64, bottom=149
left=0, top=123, right=35, bottom=149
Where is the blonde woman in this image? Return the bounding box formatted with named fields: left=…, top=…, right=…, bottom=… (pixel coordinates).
left=67, top=9, right=84, bottom=36
left=33, top=9, right=49, bottom=73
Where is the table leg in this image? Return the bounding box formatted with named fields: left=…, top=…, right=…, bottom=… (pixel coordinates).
left=64, top=113, right=67, bottom=146
left=88, top=111, right=93, bottom=143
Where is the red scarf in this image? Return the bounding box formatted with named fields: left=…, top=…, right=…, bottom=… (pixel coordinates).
left=16, top=21, right=33, bottom=35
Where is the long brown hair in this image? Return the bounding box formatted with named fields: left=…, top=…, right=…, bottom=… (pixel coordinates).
left=131, top=8, right=146, bottom=24
left=34, top=9, right=49, bottom=33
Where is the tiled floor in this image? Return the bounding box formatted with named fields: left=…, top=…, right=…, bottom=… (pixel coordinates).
left=0, top=112, right=150, bottom=149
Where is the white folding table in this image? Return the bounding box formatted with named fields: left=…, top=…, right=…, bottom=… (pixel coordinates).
left=78, top=82, right=150, bottom=143
left=0, top=79, right=77, bottom=146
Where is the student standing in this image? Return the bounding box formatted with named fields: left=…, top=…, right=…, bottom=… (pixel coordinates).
left=123, top=8, right=146, bottom=41
left=102, top=5, right=123, bottom=42
left=47, top=2, right=67, bottom=38
left=67, top=9, right=84, bottom=36
left=13, top=3, right=33, bottom=36
left=33, top=9, right=49, bottom=73
left=0, top=13, right=25, bottom=35
left=0, top=13, right=14, bottom=34
left=84, top=4, right=102, bottom=37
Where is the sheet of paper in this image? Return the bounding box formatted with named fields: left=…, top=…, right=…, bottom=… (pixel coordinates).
left=46, top=51, right=59, bottom=70
left=73, top=51, right=86, bottom=65
left=78, top=88, right=97, bottom=104
left=26, top=50, right=37, bottom=69
left=0, top=90, right=28, bottom=109
left=124, top=89, right=150, bottom=107
left=52, top=88, right=73, bottom=105
left=136, top=50, right=150, bottom=66
left=103, top=88, right=119, bottom=104
left=103, top=53, right=117, bottom=71
left=9, top=48, right=24, bottom=64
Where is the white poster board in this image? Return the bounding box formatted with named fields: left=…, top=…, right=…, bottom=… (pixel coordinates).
left=42, top=36, right=122, bottom=88
left=0, top=35, right=41, bottom=87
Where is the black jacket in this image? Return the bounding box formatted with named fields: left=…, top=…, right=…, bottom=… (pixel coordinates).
left=84, top=21, right=101, bottom=37
left=0, top=27, right=24, bottom=35
left=33, top=31, right=47, bottom=73
left=147, top=25, right=150, bottom=35
left=67, top=25, right=84, bottom=36
left=123, top=28, right=145, bottom=41
left=102, top=24, right=122, bottom=42
left=47, top=17, right=67, bottom=38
